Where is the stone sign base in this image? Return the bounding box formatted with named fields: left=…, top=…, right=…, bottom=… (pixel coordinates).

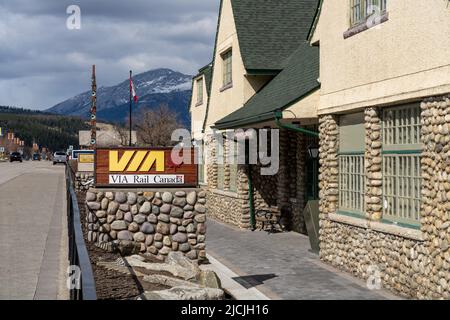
left=85, top=189, right=207, bottom=261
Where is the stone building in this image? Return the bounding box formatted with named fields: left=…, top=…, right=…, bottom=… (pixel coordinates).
left=189, top=0, right=321, bottom=234
left=190, top=0, right=450, bottom=299
left=309, top=1, right=450, bottom=298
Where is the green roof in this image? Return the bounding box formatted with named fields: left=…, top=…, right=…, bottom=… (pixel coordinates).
left=231, top=0, right=319, bottom=71
left=214, top=42, right=319, bottom=129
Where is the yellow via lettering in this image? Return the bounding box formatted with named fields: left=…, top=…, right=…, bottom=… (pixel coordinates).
left=109, top=151, right=134, bottom=171
left=127, top=151, right=148, bottom=171
left=109, top=150, right=165, bottom=172
left=139, top=151, right=165, bottom=172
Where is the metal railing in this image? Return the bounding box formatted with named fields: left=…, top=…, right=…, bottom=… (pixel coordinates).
left=66, top=165, right=97, bottom=300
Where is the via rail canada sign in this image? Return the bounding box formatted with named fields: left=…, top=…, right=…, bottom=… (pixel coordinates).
left=95, top=148, right=198, bottom=188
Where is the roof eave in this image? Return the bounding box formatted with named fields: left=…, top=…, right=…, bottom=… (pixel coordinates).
left=214, top=86, right=320, bottom=130
left=306, top=0, right=324, bottom=43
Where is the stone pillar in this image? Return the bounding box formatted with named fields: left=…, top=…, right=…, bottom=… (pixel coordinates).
left=223, top=135, right=231, bottom=191
left=292, top=133, right=307, bottom=234
left=364, top=107, right=383, bottom=221
left=238, top=165, right=251, bottom=229
left=420, top=95, right=450, bottom=299
left=318, top=115, right=339, bottom=219
left=206, top=134, right=218, bottom=190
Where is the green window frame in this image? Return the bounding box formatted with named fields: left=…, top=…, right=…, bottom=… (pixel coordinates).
left=339, top=154, right=366, bottom=215
left=196, top=78, right=203, bottom=105
left=350, top=0, right=387, bottom=26
left=222, top=50, right=232, bottom=87
left=338, top=112, right=365, bottom=215
left=382, top=103, right=422, bottom=226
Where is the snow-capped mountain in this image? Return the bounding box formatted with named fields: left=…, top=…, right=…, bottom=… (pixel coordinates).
left=47, top=68, right=192, bottom=125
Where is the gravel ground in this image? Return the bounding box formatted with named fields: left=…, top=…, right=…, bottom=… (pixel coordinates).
left=77, top=192, right=170, bottom=300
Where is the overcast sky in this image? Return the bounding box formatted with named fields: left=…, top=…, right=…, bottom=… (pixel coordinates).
left=0, top=0, right=219, bottom=110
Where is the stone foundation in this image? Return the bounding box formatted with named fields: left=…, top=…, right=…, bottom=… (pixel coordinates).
left=85, top=189, right=207, bottom=261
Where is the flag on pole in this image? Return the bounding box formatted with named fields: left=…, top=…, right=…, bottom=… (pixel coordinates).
left=130, top=74, right=138, bottom=103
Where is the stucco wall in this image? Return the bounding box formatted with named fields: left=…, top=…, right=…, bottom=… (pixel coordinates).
left=313, top=0, right=450, bottom=114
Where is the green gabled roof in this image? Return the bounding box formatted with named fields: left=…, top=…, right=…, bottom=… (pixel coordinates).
left=214, top=42, right=319, bottom=129
left=231, top=0, right=319, bottom=71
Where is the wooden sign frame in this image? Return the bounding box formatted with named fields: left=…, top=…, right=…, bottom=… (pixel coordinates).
left=95, top=147, right=198, bottom=188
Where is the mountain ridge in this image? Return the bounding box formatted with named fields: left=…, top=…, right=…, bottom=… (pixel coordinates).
left=47, top=68, right=193, bottom=125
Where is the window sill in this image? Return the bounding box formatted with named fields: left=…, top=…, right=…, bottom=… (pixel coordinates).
left=211, top=188, right=239, bottom=198
left=195, top=101, right=204, bottom=107
left=219, top=83, right=233, bottom=92
left=329, top=212, right=423, bottom=241
left=343, top=11, right=389, bottom=39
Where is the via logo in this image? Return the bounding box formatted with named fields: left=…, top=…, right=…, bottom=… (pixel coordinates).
left=66, top=5, right=81, bottom=30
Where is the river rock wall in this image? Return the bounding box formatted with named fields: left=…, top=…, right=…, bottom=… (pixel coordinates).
left=318, top=95, right=450, bottom=299
left=85, top=189, right=207, bottom=261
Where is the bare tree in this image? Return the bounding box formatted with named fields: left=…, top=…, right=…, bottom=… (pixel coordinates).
left=113, top=123, right=131, bottom=146
left=135, top=104, right=184, bottom=147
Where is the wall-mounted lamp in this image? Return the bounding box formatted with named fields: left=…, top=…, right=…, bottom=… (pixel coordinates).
left=307, top=143, right=319, bottom=159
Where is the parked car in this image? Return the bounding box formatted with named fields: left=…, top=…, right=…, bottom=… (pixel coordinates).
left=32, top=153, right=41, bottom=161
left=53, top=151, right=67, bottom=165
left=10, top=152, right=23, bottom=163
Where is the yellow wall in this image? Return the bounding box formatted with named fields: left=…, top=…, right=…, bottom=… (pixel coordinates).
left=284, top=89, right=319, bottom=120
left=312, top=0, right=450, bottom=114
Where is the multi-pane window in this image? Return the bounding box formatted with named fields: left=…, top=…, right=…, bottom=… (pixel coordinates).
left=198, top=162, right=205, bottom=184
left=350, top=0, right=387, bottom=26
left=196, top=140, right=205, bottom=184
left=339, top=155, right=365, bottom=213
left=196, top=78, right=203, bottom=105
left=338, top=113, right=365, bottom=215
left=222, top=50, right=232, bottom=87
left=382, top=104, right=422, bottom=225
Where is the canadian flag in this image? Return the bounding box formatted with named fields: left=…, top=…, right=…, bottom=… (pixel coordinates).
left=130, top=73, right=138, bottom=103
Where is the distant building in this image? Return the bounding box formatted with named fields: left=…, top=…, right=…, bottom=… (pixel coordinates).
left=79, top=130, right=137, bottom=148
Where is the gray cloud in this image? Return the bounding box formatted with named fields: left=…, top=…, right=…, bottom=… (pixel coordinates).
left=0, top=0, right=219, bottom=109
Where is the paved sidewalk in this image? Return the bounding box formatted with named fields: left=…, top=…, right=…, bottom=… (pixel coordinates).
left=206, top=218, right=400, bottom=300
left=0, top=162, right=68, bottom=299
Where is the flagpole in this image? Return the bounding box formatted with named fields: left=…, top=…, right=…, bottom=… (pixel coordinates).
left=129, top=70, right=132, bottom=147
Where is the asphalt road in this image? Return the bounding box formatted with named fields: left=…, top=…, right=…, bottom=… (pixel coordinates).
left=0, top=161, right=69, bottom=300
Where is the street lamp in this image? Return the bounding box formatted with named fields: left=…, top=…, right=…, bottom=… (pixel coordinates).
left=307, top=143, right=319, bottom=159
